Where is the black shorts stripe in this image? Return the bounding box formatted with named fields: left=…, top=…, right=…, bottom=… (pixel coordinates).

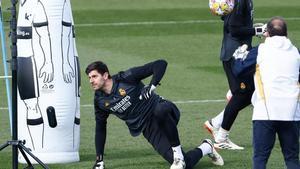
left=27, top=117, right=43, bottom=125
left=74, top=117, right=80, bottom=125
left=62, top=21, right=72, bottom=27
left=75, top=56, right=81, bottom=97
left=18, top=57, right=39, bottom=100
left=72, top=25, right=76, bottom=38
left=33, top=21, right=48, bottom=28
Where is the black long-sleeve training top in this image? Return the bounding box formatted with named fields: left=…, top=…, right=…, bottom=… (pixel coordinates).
left=93, top=59, right=167, bottom=157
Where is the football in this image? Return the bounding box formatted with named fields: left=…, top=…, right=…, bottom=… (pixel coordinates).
left=209, top=0, right=234, bottom=16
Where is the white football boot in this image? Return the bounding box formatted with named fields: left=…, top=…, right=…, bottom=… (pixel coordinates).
left=203, top=139, right=224, bottom=166
left=214, top=135, right=244, bottom=150
left=170, top=158, right=186, bottom=169
left=204, top=120, right=218, bottom=139
left=93, top=161, right=104, bottom=169
left=205, top=120, right=244, bottom=150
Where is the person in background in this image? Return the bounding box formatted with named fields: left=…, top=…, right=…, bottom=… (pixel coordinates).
left=204, top=0, right=267, bottom=150
left=232, top=16, right=300, bottom=169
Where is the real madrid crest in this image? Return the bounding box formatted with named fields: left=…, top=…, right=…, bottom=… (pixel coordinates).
left=118, top=88, right=126, bottom=96
left=240, top=82, right=246, bottom=89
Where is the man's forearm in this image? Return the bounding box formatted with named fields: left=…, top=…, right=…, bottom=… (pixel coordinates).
left=95, top=120, right=107, bottom=158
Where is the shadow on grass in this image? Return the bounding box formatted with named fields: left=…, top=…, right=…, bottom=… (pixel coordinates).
left=80, top=147, right=157, bottom=161
left=109, top=160, right=166, bottom=169
left=80, top=148, right=168, bottom=168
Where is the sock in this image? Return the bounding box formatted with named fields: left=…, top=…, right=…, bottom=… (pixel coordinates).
left=172, top=145, right=184, bottom=160
left=215, top=127, right=229, bottom=143
left=198, top=142, right=212, bottom=156
left=211, top=109, right=224, bottom=129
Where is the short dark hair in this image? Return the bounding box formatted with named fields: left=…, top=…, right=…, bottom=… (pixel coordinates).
left=85, top=61, right=111, bottom=78
left=266, top=16, right=287, bottom=37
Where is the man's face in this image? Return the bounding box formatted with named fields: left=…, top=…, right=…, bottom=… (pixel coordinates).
left=88, top=70, right=107, bottom=91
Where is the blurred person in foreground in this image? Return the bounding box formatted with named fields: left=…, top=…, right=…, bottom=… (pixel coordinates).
left=85, top=59, right=224, bottom=169
left=232, top=16, right=300, bottom=169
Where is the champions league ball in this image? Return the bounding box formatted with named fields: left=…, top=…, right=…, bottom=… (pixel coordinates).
left=209, top=0, right=234, bottom=16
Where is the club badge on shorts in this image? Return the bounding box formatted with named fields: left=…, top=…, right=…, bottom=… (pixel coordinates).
left=240, top=82, right=246, bottom=89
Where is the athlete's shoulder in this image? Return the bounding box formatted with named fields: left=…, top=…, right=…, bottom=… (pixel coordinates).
left=113, top=69, right=138, bottom=84
left=95, top=90, right=105, bottom=97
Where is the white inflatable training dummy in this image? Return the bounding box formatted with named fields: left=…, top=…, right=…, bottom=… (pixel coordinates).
left=17, top=0, right=80, bottom=163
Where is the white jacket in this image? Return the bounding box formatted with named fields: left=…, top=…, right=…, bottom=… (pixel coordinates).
left=252, top=36, right=300, bottom=121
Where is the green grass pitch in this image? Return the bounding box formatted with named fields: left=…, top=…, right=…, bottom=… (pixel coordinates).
left=0, top=0, right=299, bottom=168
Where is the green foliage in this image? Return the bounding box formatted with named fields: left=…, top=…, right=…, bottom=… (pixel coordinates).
left=0, top=0, right=299, bottom=168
